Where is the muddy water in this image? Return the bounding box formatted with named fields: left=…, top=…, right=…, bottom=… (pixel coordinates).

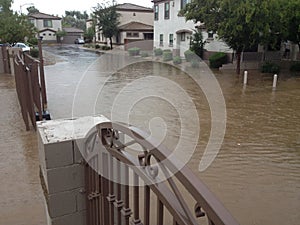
left=0, top=74, right=46, bottom=225
left=44, top=46, right=300, bottom=225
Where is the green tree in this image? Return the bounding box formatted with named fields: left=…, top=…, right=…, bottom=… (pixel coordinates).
left=93, top=2, right=120, bottom=50
left=285, top=0, right=300, bottom=49
left=62, top=11, right=88, bottom=31
left=190, top=29, right=205, bottom=59
left=26, top=6, right=39, bottom=14
left=183, top=0, right=285, bottom=74
left=0, top=0, right=36, bottom=43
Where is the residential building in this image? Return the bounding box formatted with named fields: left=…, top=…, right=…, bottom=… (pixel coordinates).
left=62, top=27, right=84, bottom=44
left=153, top=0, right=231, bottom=57
left=28, top=12, right=62, bottom=42
left=93, top=3, right=154, bottom=49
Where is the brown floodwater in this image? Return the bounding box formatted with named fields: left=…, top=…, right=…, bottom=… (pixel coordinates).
left=0, top=74, right=46, bottom=225
left=25, top=46, right=300, bottom=224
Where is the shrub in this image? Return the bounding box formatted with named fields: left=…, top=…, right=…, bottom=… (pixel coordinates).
left=209, top=52, right=227, bottom=68
left=163, top=51, right=173, bottom=61
left=261, top=62, right=280, bottom=74
left=141, top=52, right=149, bottom=57
left=128, top=47, right=140, bottom=56
left=102, top=45, right=111, bottom=50
left=290, top=62, right=300, bottom=72
left=95, top=44, right=100, bottom=49
left=184, top=49, right=198, bottom=62
left=191, top=60, right=200, bottom=68
left=27, top=37, right=38, bottom=46
left=173, top=56, right=182, bottom=65
left=154, top=48, right=163, bottom=56
left=30, top=48, right=39, bottom=58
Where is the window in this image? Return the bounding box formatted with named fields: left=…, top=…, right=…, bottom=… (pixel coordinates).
left=154, top=5, right=159, bottom=20
left=43, top=20, right=52, bottom=28
left=208, top=31, right=214, bottom=39
left=49, top=33, right=52, bottom=36
left=164, top=2, right=170, bottom=19
left=169, top=34, right=173, bottom=46
left=181, top=0, right=190, bottom=9
left=160, top=34, right=163, bottom=46
left=181, top=33, right=185, bottom=41
left=127, top=32, right=139, bottom=38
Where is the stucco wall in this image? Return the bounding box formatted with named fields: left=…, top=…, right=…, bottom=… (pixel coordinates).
left=119, top=11, right=153, bottom=26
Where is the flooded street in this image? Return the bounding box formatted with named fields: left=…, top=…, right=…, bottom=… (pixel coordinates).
left=1, top=44, right=298, bottom=225
left=0, top=74, right=46, bottom=225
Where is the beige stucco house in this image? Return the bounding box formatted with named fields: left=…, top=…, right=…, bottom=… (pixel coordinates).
left=28, top=12, right=62, bottom=42
left=91, top=3, right=154, bottom=49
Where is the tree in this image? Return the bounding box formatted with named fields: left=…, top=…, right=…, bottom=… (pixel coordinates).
left=62, top=10, right=88, bottom=31
left=190, top=29, right=205, bottom=59
left=183, top=0, right=285, bottom=74
left=0, top=0, right=36, bottom=43
left=285, top=0, right=300, bottom=49
left=93, top=2, right=120, bottom=50
left=27, top=6, right=39, bottom=14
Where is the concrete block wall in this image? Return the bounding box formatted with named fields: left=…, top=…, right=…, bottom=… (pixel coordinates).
left=37, top=116, right=109, bottom=225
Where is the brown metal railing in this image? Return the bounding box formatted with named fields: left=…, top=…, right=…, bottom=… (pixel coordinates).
left=84, top=122, right=239, bottom=225
left=13, top=52, right=47, bottom=130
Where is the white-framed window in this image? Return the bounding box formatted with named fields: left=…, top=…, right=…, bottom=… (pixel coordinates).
left=169, top=34, right=173, bottom=46
left=154, top=5, right=159, bottom=20
left=43, top=19, right=52, bottom=28
left=160, top=34, right=163, bottom=46
left=181, top=33, right=185, bottom=41
left=164, top=2, right=170, bottom=19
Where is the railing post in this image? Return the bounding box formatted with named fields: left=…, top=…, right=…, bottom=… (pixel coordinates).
left=38, top=37, right=47, bottom=111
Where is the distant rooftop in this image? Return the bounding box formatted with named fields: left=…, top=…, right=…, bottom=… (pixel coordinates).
left=28, top=12, right=61, bottom=20
left=63, top=27, right=84, bottom=33
left=119, top=21, right=153, bottom=31
left=116, top=3, right=153, bottom=12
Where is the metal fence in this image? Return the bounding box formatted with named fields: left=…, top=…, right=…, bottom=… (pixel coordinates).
left=13, top=51, right=47, bottom=130
left=84, top=122, right=239, bottom=225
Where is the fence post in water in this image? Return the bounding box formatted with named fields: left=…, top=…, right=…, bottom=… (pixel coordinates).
left=273, top=74, right=278, bottom=89
left=243, top=71, right=248, bottom=85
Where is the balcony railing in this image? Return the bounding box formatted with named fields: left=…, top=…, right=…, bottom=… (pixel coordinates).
left=84, top=122, right=239, bottom=225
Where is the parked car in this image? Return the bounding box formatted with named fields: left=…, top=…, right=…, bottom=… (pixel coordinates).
left=74, top=38, right=85, bottom=44
left=14, top=43, right=31, bottom=52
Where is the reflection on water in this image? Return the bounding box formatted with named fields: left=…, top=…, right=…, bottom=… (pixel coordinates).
left=45, top=47, right=300, bottom=225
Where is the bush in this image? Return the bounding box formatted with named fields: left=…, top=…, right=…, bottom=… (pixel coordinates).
left=102, top=45, right=111, bottom=50
left=141, top=52, right=149, bottom=57
left=261, top=62, right=280, bottom=74
left=184, top=49, right=198, bottom=62
left=163, top=51, right=173, bottom=61
left=290, top=62, right=300, bottom=72
left=191, top=60, right=200, bottom=68
left=154, top=48, right=163, bottom=56
left=128, top=47, right=140, bottom=56
left=27, top=37, right=38, bottom=46
left=95, top=44, right=100, bottom=49
left=209, top=52, right=227, bottom=68
left=30, top=48, right=39, bottom=58
left=173, top=56, right=182, bottom=65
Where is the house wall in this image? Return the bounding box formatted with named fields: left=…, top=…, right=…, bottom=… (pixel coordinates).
left=119, top=10, right=153, bottom=26
left=154, top=0, right=231, bottom=57
left=35, top=19, right=62, bottom=41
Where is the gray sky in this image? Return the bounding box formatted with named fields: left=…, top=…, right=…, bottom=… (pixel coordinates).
left=12, top=0, right=153, bottom=16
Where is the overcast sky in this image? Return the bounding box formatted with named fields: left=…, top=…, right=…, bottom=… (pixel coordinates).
left=12, top=0, right=153, bottom=16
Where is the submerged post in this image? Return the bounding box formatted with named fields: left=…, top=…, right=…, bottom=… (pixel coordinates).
left=243, top=71, right=248, bottom=85
left=273, top=74, right=278, bottom=89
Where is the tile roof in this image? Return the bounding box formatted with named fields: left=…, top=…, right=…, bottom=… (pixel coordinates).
left=63, top=27, right=84, bottom=33
left=116, top=3, right=153, bottom=12
left=119, top=21, right=154, bottom=31
left=28, top=12, right=61, bottom=20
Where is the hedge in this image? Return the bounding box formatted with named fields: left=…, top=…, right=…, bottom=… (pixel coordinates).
left=209, top=52, right=227, bottom=68
left=261, top=62, right=280, bottom=74
left=163, top=51, right=173, bottom=61
left=290, top=62, right=300, bottom=72
left=173, top=56, right=182, bottom=65
left=30, top=48, right=39, bottom=58
left=154, top=48, right=163, bottom=56
left=184, top=50, right=198, bottom=62
left=128, top=47, right=140, bottom=56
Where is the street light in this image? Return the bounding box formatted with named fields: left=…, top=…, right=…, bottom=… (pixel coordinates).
left=19, top=3, right=34, bottom=14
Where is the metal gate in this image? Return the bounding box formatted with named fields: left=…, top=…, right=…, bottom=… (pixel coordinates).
left=84, top=122, right=239, bottom=225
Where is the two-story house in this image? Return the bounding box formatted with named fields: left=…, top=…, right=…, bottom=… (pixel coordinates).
left=153, top=0, right=231, bottom=57
left=93, top=3, right=154, bottom=49
left=28, top=12, right=62, bottom=42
